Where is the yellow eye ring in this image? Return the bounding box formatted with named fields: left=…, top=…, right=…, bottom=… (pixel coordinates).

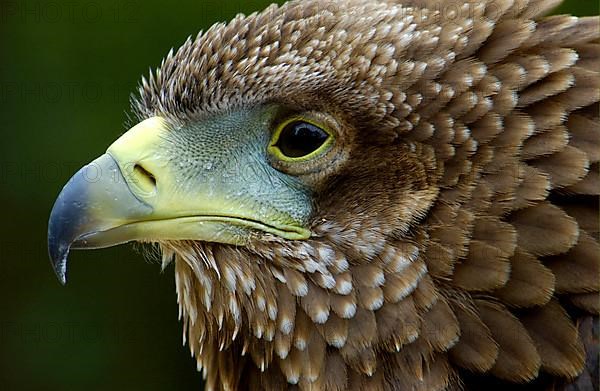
left=268, top=116, right=334, bottom=162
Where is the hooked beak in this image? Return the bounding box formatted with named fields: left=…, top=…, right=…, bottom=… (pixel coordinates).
left=47, top=153, right=152, bottom=284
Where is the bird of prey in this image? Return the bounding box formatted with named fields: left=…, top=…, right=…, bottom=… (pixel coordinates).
left=48, top=0, right=599, bottom=389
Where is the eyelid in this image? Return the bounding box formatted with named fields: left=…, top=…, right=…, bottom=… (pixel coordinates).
left=268, top=116, right=334, bottom=162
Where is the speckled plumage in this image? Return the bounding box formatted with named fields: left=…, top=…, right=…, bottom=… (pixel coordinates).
left=133, top=0, right=599, bottom=390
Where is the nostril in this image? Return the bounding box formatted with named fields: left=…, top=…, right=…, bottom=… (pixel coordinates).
left=131, top=164, right=157, bottom=195
left=134, top=164, right=156, bottom=185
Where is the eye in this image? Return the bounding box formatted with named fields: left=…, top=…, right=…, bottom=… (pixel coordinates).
left=270, top=119, right=332, bottom=160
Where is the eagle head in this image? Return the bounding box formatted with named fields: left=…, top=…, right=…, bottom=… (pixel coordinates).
left=48, top=0, right=599, bottom=390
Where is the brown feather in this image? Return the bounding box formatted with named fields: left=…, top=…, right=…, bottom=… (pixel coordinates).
left=510, top=201, right=579, bottom=256
left=449, top=301, right=500, bottom=373
left=376, top=297, right=421, bottom=352
left=420, top=298, right=460, bottom=352
left=476, top=300, right=542, bottom=382
left=452, top=240, right=511, bottom=292
left=323, top=350, right=348, bottom=391
left=319, top=313, right=348, bottom=349
left=531, top=145, right=590, bottom=188
left=522, top=125, right=569, bottom=160
left=300, top=282, right=330, bottom=324
left=521, top=300, right=585, bottom=378
left=545, top=231, right=600, bottom=294
left=494, top=247, right=556, bottom=307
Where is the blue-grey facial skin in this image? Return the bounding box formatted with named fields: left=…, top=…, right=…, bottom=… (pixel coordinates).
left=48, top=105, right=315, bottom=284
left=161, top=106, right=314, bottom=227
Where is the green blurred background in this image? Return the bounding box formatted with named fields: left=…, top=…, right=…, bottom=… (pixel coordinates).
left=0, top=0, right=596, bottom=390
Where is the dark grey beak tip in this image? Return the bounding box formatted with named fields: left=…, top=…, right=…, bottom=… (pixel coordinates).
left=48, top=226, right=70, bottom=285
left=47, top=162, right=89, bottom=286
left=50, top=249, right=68, bottom=285
left=55, top=265, right=67, bottom=286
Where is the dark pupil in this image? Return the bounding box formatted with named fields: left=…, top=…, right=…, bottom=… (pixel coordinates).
left=276, top=122, right=329, bottom=158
